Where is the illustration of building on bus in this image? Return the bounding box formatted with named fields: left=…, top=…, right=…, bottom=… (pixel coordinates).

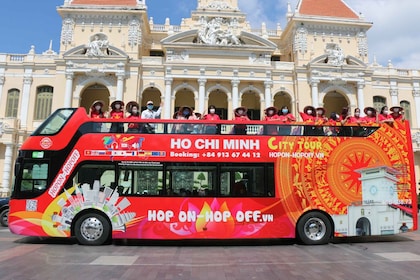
left=332, top=166, right=413, bottom=236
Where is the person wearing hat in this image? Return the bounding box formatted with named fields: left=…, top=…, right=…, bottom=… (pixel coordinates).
left=109, top=100, right=125, bottom=133
left=90, top=100, right=105, bottom=119
left=109, top=100, right=125, bottom=119
left=300, top=105, right=317, bottom=135
left=233, top=106, right=250, bottom=135
left=263, top=106, right=279, bottom=135
left=299, top=106, right=316, bottom=123
left=362, top=107, right=378, bottom=124
left=141, top=100, right=162, bottom=119
left=390, top=106, right=404, bottom=121
left=173, top=106, right=194, bottom=133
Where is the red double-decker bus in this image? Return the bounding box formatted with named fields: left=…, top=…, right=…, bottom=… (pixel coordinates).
left=9, top=108, right=418, bottom=245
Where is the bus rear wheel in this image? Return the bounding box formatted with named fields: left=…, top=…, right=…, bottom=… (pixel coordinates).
left=297, top=212, right=332, bottom=245
left=74, top=213, right=111, bottom=245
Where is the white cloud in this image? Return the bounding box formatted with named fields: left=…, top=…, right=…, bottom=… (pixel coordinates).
left=239, top=0, right=283, bottom=29
left=346, top=0, right=420, bottom=69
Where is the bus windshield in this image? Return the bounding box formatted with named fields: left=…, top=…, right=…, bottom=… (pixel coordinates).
left=32, top=108, right=76, bottom=135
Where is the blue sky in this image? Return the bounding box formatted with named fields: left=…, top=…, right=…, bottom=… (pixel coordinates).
left=0, top=0, right=419, bottom=69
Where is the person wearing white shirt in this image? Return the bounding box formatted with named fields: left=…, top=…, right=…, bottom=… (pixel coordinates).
left=141, top=100, right=162, bottom=119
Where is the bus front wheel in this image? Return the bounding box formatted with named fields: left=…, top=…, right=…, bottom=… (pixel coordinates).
left=74, top=212, right=111, bottom=245
left=297, top=212, right=332, bottom=245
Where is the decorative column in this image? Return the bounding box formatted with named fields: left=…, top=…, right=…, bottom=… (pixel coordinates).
left=198, top=78, right=207, bottom=114
left=357, top=82, right=365, bottom=113
left=164, top=78, right=173, bottom=119
left=64, top=72, right=74, bottom=108
left=231, top=79, right=240, bottom=109
left=1, top=143, right=14, bottom=194
left=264, top=81, right=273, bottom=108
left=0, top=76, right=5, bottom=113
left=116, top=72, right=125, bottom=101
left=310, top=79, right=320, bottom=107
left=20, top=76, right=33, bottom=129
left=390, top=88, right=399, bottom=106
left=413, top=90, right=420, bottom=126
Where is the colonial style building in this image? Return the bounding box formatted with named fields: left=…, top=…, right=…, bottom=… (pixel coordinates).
left=1, top=0, right=420, bottom=195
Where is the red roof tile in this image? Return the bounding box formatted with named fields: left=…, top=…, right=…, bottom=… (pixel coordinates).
left=298, top=0, right=359, bottom=19
left=70, top=0, right=138, bottom=6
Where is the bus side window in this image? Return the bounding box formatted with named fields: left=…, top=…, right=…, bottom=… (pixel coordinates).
left=118, top=167, right=163, bottom=196
left=220, top=164, right=274, bottom=197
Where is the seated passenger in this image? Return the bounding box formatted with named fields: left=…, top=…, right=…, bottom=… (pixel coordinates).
left=232, top=180, right=247, bottom=196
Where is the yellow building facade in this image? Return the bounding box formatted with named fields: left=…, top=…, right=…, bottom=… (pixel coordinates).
left=1, top=0, right=420, bottom=195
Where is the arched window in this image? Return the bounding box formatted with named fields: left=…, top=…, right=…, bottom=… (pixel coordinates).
left=34, top=86, right=53, bottom=120
left=6, top=89, right=20, bottom=117
left=400, top=100, right=411, bottom=123
left=373, top=96, right=386, bottom=112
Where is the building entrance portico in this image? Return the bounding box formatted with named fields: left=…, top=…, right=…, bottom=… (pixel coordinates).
left=80, top=84, right=110, bottom=114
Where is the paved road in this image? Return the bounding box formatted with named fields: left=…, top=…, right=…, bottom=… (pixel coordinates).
left=0, top=227, right=420, bottom=280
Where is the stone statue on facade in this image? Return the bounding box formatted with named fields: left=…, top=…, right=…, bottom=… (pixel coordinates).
left=197, top=18, right=241, bottom=46
left=325, top=43, right=346, bottom=66
left=86, top=34, right=109, bottom=57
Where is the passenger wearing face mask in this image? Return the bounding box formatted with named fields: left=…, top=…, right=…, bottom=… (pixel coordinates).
left=345, top=108, right=364, bottom=124
left=378, top=106, right=394, bottom=124
left=126, top=101, right=142, bottom=133
left=109, top=100, right=125, bottom=133
left=362, top=107, right=378, bottom=124
left=278, top=106, right=296, bottom=123
left=109, top=100, right=124, bottom=119
left=343, top=108, right=365, bottom=136
left=390, top=106, right=404, bottom=121
left=174, top=106, right=194, bottom=120
left=277, top=106, right=296, bottom=135
left=90, top=100, right=106, bottom=132
left=315, top=107, right=328, bottom=124
left=202, top=105, right=221, bottom=134
left=263, top=106, right=280, bottom=135
left=299, top=106, right=316, bottom=123
left=300, top=106, right=317, bottom=136
left=90, top=100, right=106, bottom=119
left=141, top=100, right=162, bottom=119
left=173, top=106, right=194, bottom=133
left=312, top=107, right=328, bottom=136
left=233, top=106, right=250, bottom=135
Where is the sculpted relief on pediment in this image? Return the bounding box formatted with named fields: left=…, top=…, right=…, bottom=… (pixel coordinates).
left=195, top=17, right=242, bottom=46
left=63, top=33, right=128, bottom=59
